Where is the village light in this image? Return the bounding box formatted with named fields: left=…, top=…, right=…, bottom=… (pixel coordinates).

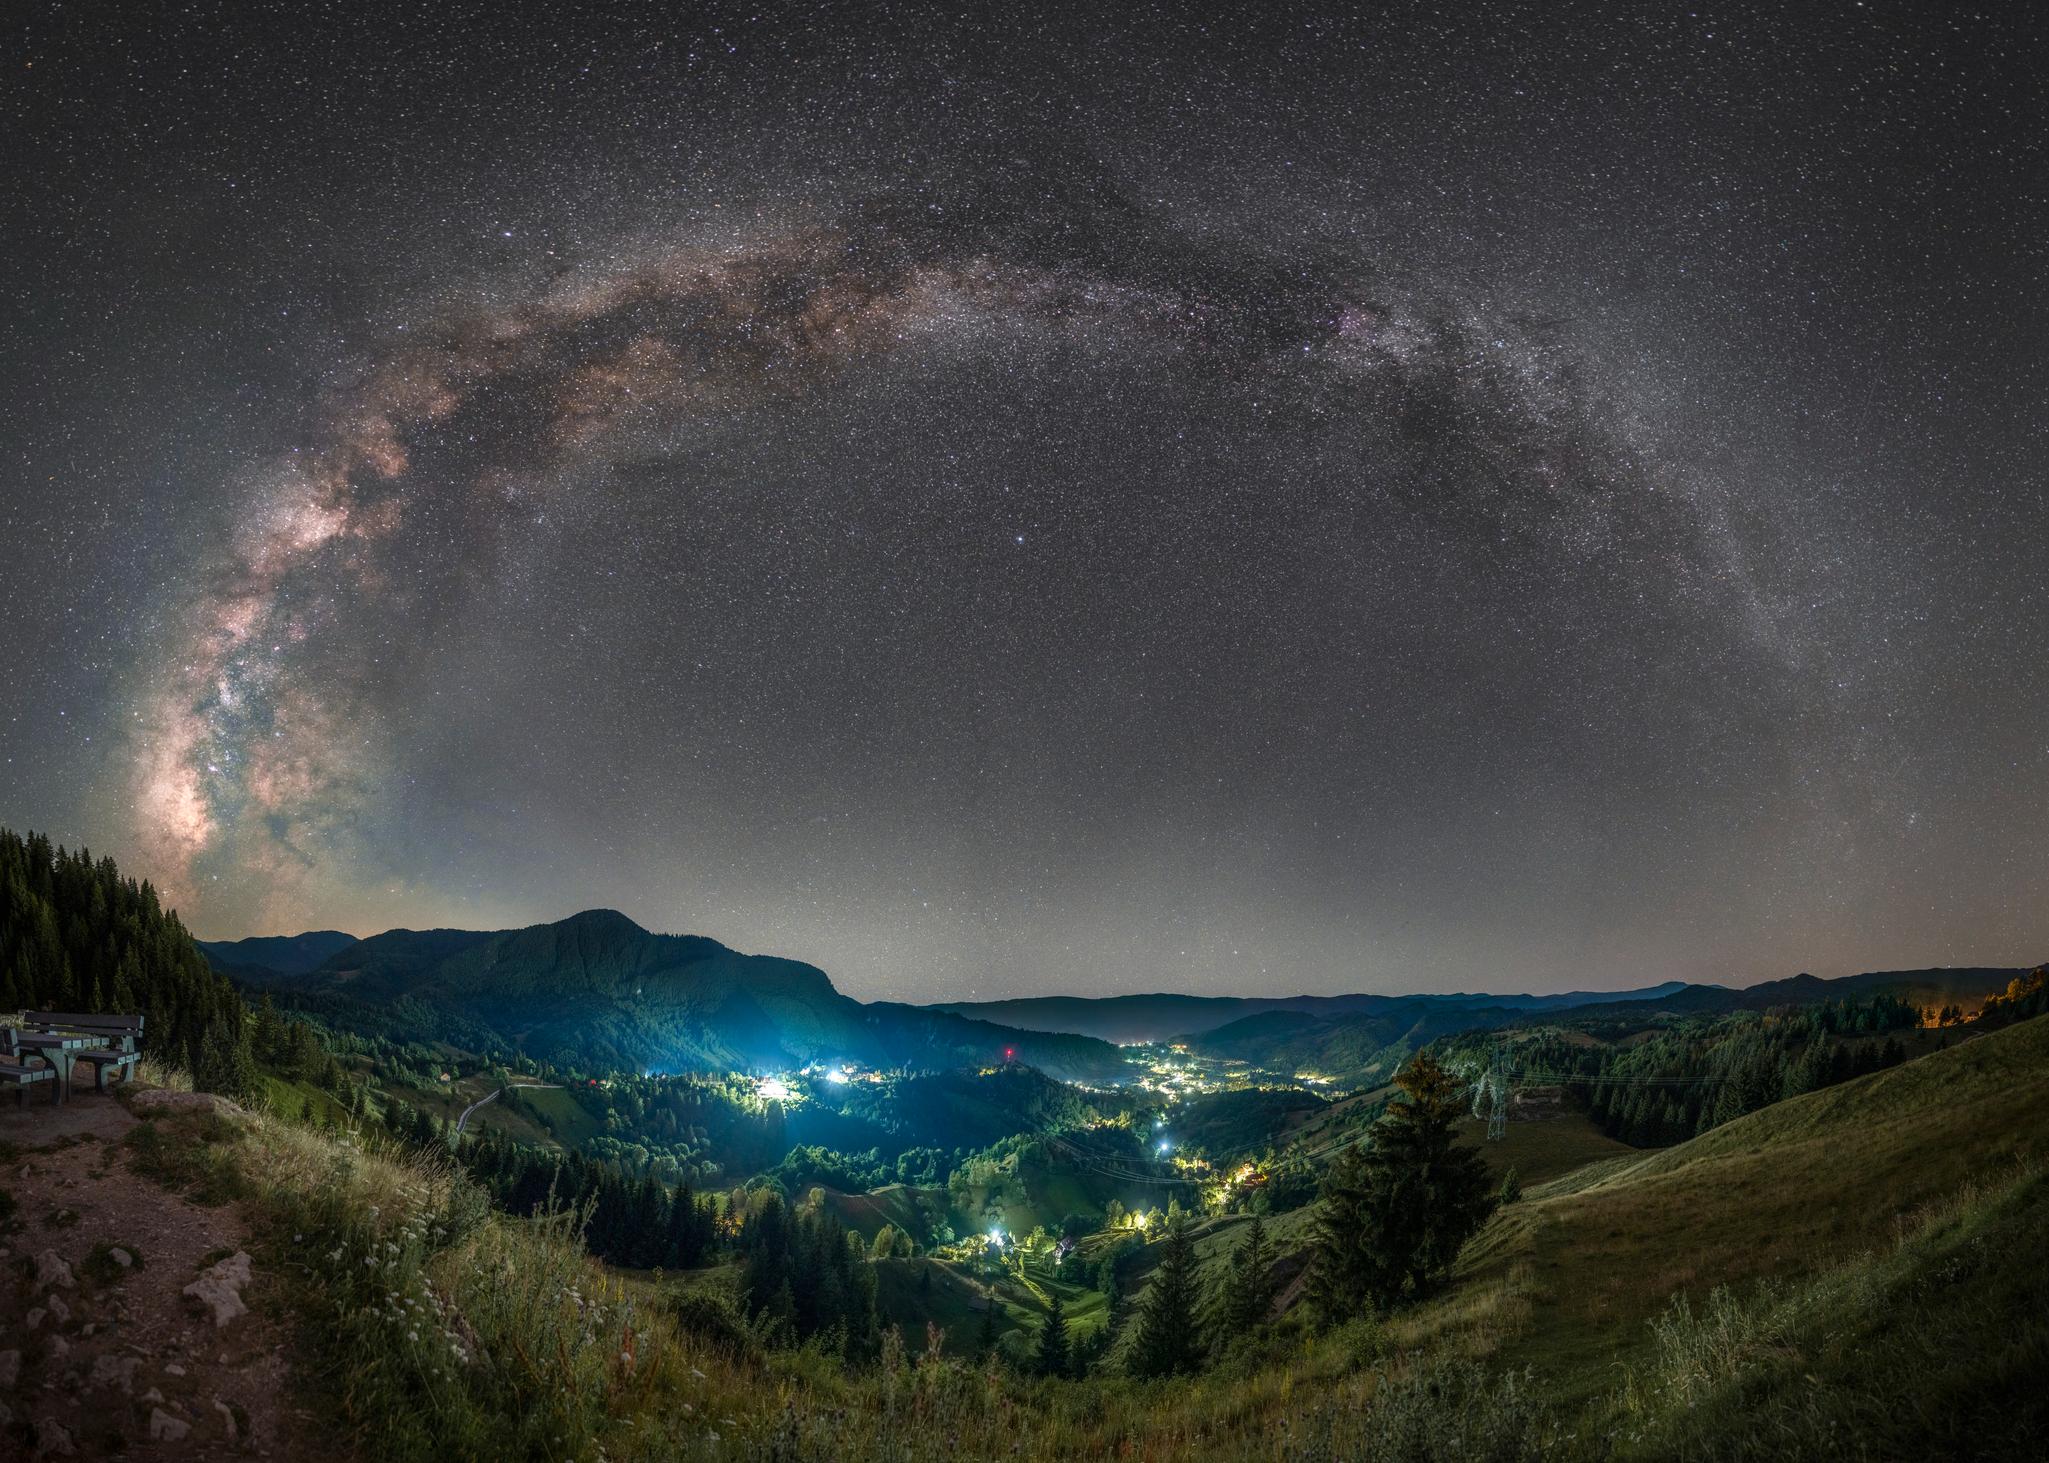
left=757, top=1077, right=793, bottom=1102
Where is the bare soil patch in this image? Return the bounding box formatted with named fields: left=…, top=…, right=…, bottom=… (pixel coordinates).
left=0, top=1093, right=342, bottom=1461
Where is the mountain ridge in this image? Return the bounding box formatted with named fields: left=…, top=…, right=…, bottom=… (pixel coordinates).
left=206, top=909, right=1124, bottom=1083
left=933, top=966, right=2035, bottom=1043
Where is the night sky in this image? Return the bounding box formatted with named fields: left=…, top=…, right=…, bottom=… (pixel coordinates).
left=3, top=3, right=2044, bottom=1001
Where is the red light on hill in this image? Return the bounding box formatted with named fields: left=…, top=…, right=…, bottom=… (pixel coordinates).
left=1004, top=1047, right=1015, bottom=1060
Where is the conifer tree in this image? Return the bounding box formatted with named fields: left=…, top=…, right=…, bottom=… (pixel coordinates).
left=1126, top=1214, right=1203, bottom=1377
left=1033, top=1292, right=1070, bottom=1378
left=976, top=1286, right=1001, bottom=1361
left=1222, top=1213, right=1275, bottom=1338
left=1308, top=1050, right=1496, bottom=1321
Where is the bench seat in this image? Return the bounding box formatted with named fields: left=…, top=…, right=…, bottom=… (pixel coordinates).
left=74, top=1048, right=141, bottom=1091
left=0, top=1061, right=57, bottom=1105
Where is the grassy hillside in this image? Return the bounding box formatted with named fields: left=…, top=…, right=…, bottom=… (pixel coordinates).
left=1452, top=1109, right=1637, bottom=1187
left=1396, top=1016, right=2049, bottom=1403
left=811, top=1183, right=943, bottom=1243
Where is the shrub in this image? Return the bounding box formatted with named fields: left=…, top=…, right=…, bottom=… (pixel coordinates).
left=668, top=1287, right=757, bottom=1360
left=1364, top=1360, right=1545, bottom=1463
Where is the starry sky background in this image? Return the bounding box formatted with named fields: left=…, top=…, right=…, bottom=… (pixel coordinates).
left=2, top=2, right=2044, bottom=1002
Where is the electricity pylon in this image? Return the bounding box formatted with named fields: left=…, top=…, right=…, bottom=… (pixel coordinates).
left=1485, top=1041, right=1510, bottom=1141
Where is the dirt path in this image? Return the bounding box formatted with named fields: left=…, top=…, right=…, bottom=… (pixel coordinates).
left=0, top=1093, right=337, bottom=1460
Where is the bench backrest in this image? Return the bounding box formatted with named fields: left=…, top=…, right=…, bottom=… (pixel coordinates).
left=22, top=1011, right=144, bottom=1035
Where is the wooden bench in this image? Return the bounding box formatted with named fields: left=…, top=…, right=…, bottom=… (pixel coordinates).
left=0, top=1028, right=59, bottom=1106
left=22, top=1011, right=144, bottom=1093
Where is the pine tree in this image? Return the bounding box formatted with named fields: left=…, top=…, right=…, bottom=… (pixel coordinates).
left=1126, top=1214, right=1203, bottom=1377
left=252, top=994, right=285, bottom=1065
left=1307, top=1050, right=1496, bottom=1321
left=975, top=1286, right=1001, bottom=1361
left=1497, top=1166, right=1523, bottom=1206
left=1033, top=1292, right=1070, bottom=1378
left=1208, top=1214, right=1275, bottom=1345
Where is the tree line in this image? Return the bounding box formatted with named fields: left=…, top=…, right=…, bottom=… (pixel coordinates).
left=0, top=827, right=253, bottom=1093
left=453, top=1128, right=722, bottom=1272
left=1503, top=1000, right=1916, bottom=1147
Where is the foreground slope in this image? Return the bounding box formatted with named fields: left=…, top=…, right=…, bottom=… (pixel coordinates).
left=1416, top=1016, right=2049, bottom=1402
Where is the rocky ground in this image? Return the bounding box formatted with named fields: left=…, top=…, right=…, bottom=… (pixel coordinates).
left=0, top=1088, right=336, bottom=1460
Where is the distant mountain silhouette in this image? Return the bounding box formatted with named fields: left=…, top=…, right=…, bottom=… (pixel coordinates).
left=932, top=982, right=1691, bottom=1044
left=1170, top=966, right=2038, bottom=1086
left=1558, top=966, right=2030, bottom=1019
left=207, top=911, right=2037, bottom=1084
left=207, top=909, right=1123, bottom=1082
left=196, top=929, right=360, bottom=979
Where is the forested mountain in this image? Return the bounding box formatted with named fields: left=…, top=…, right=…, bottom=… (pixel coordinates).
left=1190, top=1005, right=1539, bottom=1087
left=220, top=908, right=1126, bottom=1081
left=196, top=929, right=360, bottom=979
left=0, top=827, right=251, bottom=1090
left=1443, top=994, right=1927, bottom=1147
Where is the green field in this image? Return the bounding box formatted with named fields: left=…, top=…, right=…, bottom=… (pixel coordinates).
left=255, top=1072, right=352, bottom=1126
left=1454, top=1108, right=1637, bottom=1186
left=501, top=1083, right=604, bottom=1145
left=813, top=1182, right=941, bottom=1242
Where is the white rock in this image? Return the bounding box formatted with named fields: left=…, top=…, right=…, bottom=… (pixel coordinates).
left=141, top=1387, right=164, bottom=1404
left=26, top=1309, right=45, bottom=1332
left=0, top=1350, right=20, bottom=1389
left=34, top=1251, right=74, bottom=1291
left=150, top=1408, right=191, bottom=1442
left=107, top=1248, right=133, bottom=1269
left=47, top=1338, right=68, bottom=1362
left=46, top=1295, right=69, bottom=1327
left=87, top=1354, right=140, bottom=1396
left=214, top=1399, right=239, bottom=1439
left=182, top=1251, right=253, bottom=1329
left=164, top=1363, right=186, bottom=1377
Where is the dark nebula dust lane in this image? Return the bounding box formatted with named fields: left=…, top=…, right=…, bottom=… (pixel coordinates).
left=3, top=3, right=2044, bottom=999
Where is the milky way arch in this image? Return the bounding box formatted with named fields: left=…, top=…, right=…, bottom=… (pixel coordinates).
left=127, top=194, right=1759, bottom=919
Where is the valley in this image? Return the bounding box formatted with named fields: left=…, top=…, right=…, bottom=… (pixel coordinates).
left=5, top=831, right=2045, bottom=1459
